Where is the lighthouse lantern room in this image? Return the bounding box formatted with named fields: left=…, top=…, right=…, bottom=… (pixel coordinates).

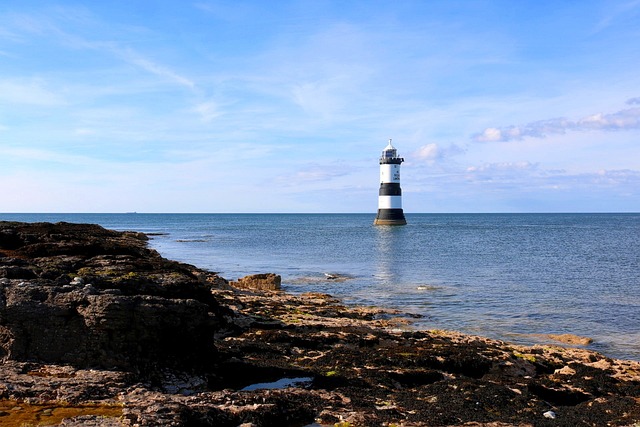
left=374, top=139, right=407, bottom=225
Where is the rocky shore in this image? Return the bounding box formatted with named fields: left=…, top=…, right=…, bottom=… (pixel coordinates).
left=1, top=221, right=639, bottom=426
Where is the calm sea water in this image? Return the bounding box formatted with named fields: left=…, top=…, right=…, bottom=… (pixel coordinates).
left=2, top=213, right=639, bottom=361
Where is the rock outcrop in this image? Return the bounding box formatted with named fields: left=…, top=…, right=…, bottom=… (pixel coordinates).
left=0, top=221, right=222, bottom=372
left=1, top=221, right=639, bottom=426
left=230, top=273, right=281, bottom=291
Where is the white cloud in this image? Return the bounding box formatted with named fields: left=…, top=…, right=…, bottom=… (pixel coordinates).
left=411, top=143, right=465, bottom=165
left=473, top=101, right=640, bottom=142
left=577, top=108, right=640, bottom=130
left=414, top=143, right=439, bottom=161
left=474, top=127, right=503, bottom=142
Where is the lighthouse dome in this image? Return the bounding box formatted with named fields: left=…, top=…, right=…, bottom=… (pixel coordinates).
left=381, top=139, right=398, bottom=159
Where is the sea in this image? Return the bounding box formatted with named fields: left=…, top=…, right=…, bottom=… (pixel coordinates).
left=1, top=213, right=638, bottom=361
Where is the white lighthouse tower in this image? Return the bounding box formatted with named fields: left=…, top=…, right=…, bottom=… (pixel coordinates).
left=374, top=139, right=407, bottom=225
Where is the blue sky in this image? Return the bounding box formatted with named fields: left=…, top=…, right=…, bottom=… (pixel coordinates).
left=1, top=0, right=639, bottom=213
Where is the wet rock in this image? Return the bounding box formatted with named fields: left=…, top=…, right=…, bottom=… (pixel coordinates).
left=547, top=333, right=594, bottom=346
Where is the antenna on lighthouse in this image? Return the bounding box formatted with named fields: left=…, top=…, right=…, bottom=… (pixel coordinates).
left=374, top=139, right=407, bottom=225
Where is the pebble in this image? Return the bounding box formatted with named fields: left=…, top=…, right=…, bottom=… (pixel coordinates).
left=70, top=277, right=84, bottom=285
left=544, top=410, right=557, bottom=419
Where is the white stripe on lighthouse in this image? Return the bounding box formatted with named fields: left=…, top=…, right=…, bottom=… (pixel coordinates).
left=380, top=164, right=401, bottom=183
left=378, top=195, right=403, bottom=209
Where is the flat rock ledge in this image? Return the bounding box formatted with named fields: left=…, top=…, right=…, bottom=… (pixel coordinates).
left=1, top=221, right=639, bottom=427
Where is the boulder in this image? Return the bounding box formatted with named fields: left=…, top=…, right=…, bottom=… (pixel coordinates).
left=230, top=273, right=281, bottom=291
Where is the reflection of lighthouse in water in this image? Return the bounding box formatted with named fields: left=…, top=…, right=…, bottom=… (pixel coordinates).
left=374, top=225, right=402, bottom=287
left=374, top=139, right=407, bottom=225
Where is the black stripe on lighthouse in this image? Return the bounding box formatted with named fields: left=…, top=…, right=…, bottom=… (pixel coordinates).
left=379, top=182, right=402, bottom=196
left=375, top=208, right=406, bottom=222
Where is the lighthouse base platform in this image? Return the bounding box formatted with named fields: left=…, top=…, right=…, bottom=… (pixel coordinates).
left=374, top=209, right=407, bottom=226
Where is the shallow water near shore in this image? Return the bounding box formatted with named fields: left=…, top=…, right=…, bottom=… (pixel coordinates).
left=2, top=212, right=639, bottom=361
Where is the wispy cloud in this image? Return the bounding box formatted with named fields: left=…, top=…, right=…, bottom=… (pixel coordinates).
left=0, top=79, right=65, bottom=106
left=113, top=46, right=196, bottom=90
left=466, top=161, right=539, bottom=175
left=0, top=146, right=105, bottom=169
left=593, top=0, right=640, bottom=33
left=473, top=99, right=640, bottom=142
left=4, top=8, right=196, bottom=92
left=192, top=101, right=222, bottom=122
left=276, top=163, right=351, bottom=186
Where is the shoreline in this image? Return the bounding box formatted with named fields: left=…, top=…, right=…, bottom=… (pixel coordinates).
left=3, top=212, right=638, bottom=361
left=1, top=221, right=639, bottom=426
left=278, top=280, right=601, bottom=357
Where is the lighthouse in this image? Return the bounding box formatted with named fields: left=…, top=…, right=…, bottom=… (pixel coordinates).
left=374, top=139, right=407, bottom=225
